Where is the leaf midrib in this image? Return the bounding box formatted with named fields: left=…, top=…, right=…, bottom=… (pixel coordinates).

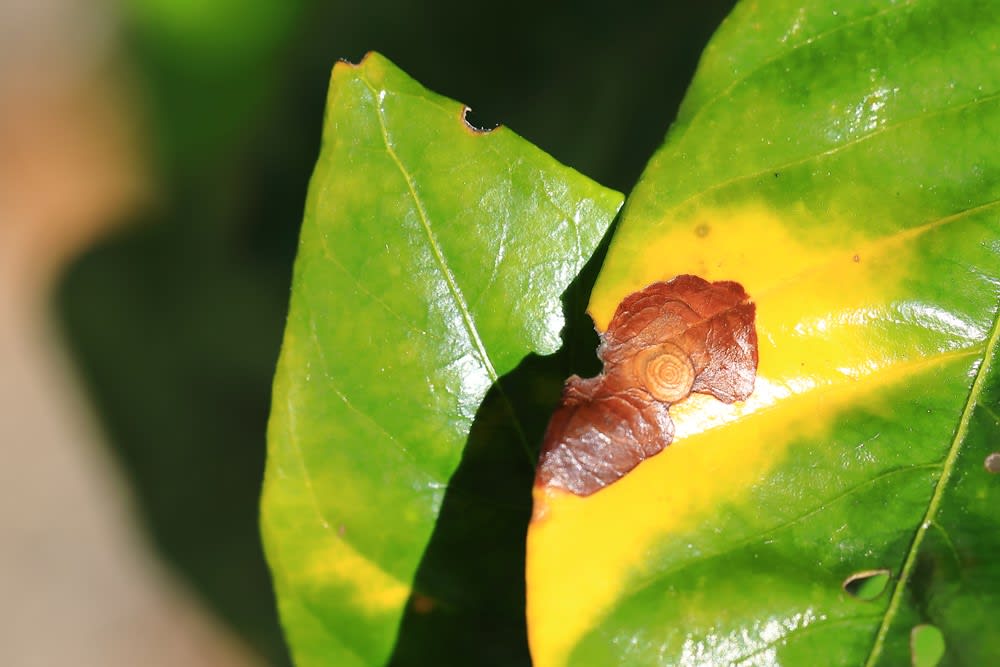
left=358, top=73, right=536, bottom=465
left=358, top=75, right=500, bottom=385
left=863, top=287, right=1000, bottom=665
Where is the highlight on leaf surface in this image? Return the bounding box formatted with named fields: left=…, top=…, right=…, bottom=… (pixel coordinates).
left=536, top=275, right=758, bottom=496
left=260, top=51, right=623, bottom=667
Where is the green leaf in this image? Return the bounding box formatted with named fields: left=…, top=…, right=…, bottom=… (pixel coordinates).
left=911, top=624, right=946, bottom=667
left=527, top=1, right=1000, bottom=665
left=261, top=52, right=622, bottom=667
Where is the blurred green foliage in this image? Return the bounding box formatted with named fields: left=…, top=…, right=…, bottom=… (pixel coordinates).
left=57, top=1, right=734, bottom=663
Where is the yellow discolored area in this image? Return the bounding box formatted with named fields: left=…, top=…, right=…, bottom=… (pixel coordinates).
left=589, top=204, right=899, bottom=331
left=526, top=204, right=946, bottom=667
left=299, top=534, right=411, bottom=616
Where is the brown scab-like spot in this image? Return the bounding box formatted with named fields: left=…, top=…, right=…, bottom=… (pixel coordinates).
left=535, top=274, right=758, bottom=496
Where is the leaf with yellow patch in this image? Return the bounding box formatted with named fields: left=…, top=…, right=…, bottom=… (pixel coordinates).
left=527, top=1, right=1000, bottom=665
left=261, top=52, right=622, bottom=667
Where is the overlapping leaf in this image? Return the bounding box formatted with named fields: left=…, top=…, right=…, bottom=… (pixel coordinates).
left=261, top=53, right=622, bottom=667
left=527, top=1, right=1000, bottom=665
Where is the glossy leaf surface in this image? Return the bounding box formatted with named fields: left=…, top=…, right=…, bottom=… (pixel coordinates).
left=261, top=53, right=622, bottom=667
left=527, top=1, right=1000, bottom=665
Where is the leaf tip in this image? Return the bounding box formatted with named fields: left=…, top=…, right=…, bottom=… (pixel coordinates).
left=331, top=51, right=386, bottom=85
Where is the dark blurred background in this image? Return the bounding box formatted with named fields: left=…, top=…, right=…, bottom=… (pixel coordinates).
left=50, top=1, right=736, bottom=664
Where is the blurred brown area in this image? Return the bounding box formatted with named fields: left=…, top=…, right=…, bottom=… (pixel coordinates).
left=0, top=0, right=262, bottom=664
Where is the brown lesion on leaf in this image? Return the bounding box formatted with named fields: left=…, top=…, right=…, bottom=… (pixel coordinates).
left=535, top=275, right=758, bottom=496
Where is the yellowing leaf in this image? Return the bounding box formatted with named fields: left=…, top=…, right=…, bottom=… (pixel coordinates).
left=527, top=2, right=1000, bottom=665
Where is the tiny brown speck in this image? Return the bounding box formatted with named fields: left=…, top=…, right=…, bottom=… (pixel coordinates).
left=984, top=452, right=1000, bottom=473
left=411, top=593, right=435, bottom=614
left=852, top=254, right=860, bottom=263
left=695, top=223, right=710, bottom=237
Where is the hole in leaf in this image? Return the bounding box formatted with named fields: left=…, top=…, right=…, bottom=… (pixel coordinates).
left=842, top=569, right=891, bottom=601
left=984, top=451, right=1000, bottom=473
left=911, top=624, right=945, bottom=667
left=338, top=51, right=371, bottom=67
left=410, top=593, right=436, bottom=615
left=461, top=106, right=500, bottom=134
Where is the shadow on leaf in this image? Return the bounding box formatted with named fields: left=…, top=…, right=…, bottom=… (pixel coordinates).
left=386, top=225, right=612, bottom=666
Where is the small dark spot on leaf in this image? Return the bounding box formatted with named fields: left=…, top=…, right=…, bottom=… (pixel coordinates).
left=843, top=569, right=891, bottom=601
left=910, top=624, right=945, bottom=667
left=411, top=593, right=436, bottom=614
left=695, top=222, right=710, bottom=237
left=984, top=452, right=1000, bottom=473
left=461, top=106, right=500, bottom=134
left=773, top=172, right=780, bottom=178
left=852, top=254, right=860, bottom=263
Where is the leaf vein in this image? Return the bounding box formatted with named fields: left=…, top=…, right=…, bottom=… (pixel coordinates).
left=625, top=463, right=942, bottom=602
left=679, top=2, right=910, bottom=130
left=306, top=316, right=420, bottom=466
left=358, top=76, right=537, bottom=467
left=359, top=76, right=499, bottom=385
left=731, top=614, right=885, bottom=666
left=668, top=89, right=1000, bottom=221
left=754, top=195, right=1000, bottom=303
left=314, top=233, right=429, bottom=333
left=863, top=278, right=1000, bottom=665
